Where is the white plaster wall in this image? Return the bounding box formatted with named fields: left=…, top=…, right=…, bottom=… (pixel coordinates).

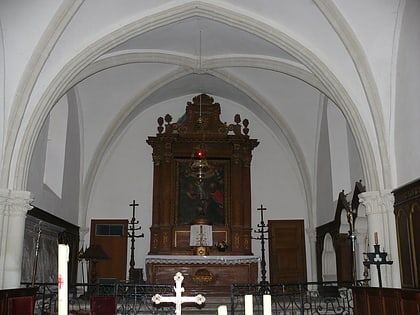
left=27, top=91, right=81, bottom=225
left=76, top=63, right=179, bottom=177
left=0, top=1, right=62, bottom=115
left=394, top=0, right=420, bottom=185
left=0, top=21, right=4, bottom=169
left=327, top=102, right=352, bottom=197
left=316, top=103, right=334, bottom=226
left=334, top=0, right=402, bottom=120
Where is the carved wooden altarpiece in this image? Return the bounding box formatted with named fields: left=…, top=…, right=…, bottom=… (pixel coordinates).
left=146, top=94, right=259, bottom=256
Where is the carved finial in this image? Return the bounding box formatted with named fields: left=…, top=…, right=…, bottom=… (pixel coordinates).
left=164, top=114, right=172, bottom=124
left=157, top=117, right=164, bottom=134
left=243, top=119, right=249, bottom=135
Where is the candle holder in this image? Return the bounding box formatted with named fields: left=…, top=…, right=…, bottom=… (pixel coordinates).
left=363, top=242, right=393, bottom=288
left=128, top=200, right=145, bottom=283
left=252, top=204, right=270, bottom=292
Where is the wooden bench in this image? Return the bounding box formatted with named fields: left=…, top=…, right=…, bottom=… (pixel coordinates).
left=0, top=287, right=37, bottom=315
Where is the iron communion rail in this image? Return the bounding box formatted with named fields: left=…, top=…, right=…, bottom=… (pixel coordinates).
left=24, top=280, right=355, bottom=315
left=230, top=281, right=355, bottom=315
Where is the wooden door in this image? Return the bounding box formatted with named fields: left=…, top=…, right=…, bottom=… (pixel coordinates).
left=90, top=219, right=128, bottom=282
left=268, top=220, right=307, bottom=283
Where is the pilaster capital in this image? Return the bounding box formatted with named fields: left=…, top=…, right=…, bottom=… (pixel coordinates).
left=358, top=190, right=394, bottom=216
left=0, top=189, right=33, bottom=217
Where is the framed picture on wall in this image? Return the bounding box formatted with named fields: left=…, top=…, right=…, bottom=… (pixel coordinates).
left=176, top=159, right=229, bottom=226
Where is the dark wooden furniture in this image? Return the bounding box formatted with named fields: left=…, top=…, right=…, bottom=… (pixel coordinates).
left=89, top=219, right=128, bottom=283
left=0, top=287, right=37, bottom=315
left=24, top=207, right=79, bottom=285
left=393, top=178, right=420, bottom=289
left=145, top=94, right=259, bottom=295
left=268, top=219, right=307, bottom=283
left=145, top=255, right=259, bottom=296
left=146, top=94, right=259, bottom=255
left=316, top=181, right=365, bottom=283
left=352, top=286, right=420, bottom=315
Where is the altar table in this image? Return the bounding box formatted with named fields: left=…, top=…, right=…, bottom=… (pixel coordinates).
left=145, top=255, right=260, bottom=296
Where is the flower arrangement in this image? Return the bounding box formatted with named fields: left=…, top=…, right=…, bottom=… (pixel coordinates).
left=215, top=241, right=228, bottom=252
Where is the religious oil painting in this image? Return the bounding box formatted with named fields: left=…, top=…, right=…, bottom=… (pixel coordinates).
left=176, top=159, right=228, bottom=226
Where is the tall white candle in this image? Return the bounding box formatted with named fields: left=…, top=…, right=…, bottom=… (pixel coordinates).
left=263, top=295, right=272, bottom=315
left=218, top=305, right=228, bottom=315
left=245, top=294, right=253, bottom=315
left=58, top=244, right=69, bottom=315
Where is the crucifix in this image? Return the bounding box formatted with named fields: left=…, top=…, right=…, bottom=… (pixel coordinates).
left=152, top=272, right=206, bottom=315
left=128, top=200, right=144, bottom=282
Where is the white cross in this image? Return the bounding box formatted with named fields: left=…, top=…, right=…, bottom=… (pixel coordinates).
left=152, top=272, right=206, bottom=315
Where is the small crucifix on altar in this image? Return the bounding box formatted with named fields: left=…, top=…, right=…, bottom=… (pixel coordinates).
left=152, top=272, right=206, bottom=315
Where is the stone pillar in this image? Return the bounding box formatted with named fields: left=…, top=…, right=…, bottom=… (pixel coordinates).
left=0, top=189, right=33, bottom=289
left=359, top=190, right=401, bottom=288
left=0, top=189, right=9, bottom=288
left=306, top=227, right=318, bottom=282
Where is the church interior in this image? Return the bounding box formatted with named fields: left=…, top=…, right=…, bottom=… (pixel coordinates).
left=0, top=1, right=420, bottom=314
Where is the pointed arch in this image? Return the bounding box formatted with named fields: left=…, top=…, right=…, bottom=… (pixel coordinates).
left=7, top=2, right=382, bottom=225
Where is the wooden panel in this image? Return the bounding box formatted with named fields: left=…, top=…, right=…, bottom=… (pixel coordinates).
left=268, top=220, right=306, bottom=283
left=0, top=288, right=37, bottom=315
left=352, top=287, right=368, bottom=315
left=381, top=288, right=400, bottom=315
left=146, top=261, right=258, bottom=296
left=400, top=289, right=419, bottom=315
left=90, top=219, right=128, bottom=282
left=396, top=208, right=415, bottom=287
left=393, top=178, right=420, bottom=289
left=352, top=287, right=420, bottom=315
left=412, top=204, right=420, bottom=287
left=335, top=234, right=352, bottom=283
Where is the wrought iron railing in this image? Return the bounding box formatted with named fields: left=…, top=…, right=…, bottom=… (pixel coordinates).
left=24, top=282, right=175, bottom=315
left=24, top=280, right=357, bottom=314
left=230, top=281, right=354, bottom=315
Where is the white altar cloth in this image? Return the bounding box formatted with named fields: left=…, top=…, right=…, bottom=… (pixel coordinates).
left=145, top=255, right=260, bottom=265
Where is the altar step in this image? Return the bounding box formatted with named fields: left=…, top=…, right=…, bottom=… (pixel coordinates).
left=181, top=296, right=232, bottom=314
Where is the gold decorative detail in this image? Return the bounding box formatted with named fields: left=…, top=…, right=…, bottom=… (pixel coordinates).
left=152, top=234, right=159, bottom=248
left=234, top=233, right=240, bottom=247
left=192, top=269, right=214, bottom=284
left=163, top=232, right=169, bottom=246
left=193, top=246, right=209, bottom=256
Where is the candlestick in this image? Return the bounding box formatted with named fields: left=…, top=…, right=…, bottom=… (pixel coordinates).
left=218, top=305, right=228, bottom=315
left=245, top=295, right=253, bottom=315
left=252, top=204, right=270, bottom=286
left=363, top=241, right=393, bottom=288
left=58, top=244, right=69, bottom=315
left=263, top=294, right=272, bottom=315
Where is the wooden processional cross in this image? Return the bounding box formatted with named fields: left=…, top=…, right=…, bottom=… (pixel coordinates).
left=152, top=272, right=206, bottom=315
